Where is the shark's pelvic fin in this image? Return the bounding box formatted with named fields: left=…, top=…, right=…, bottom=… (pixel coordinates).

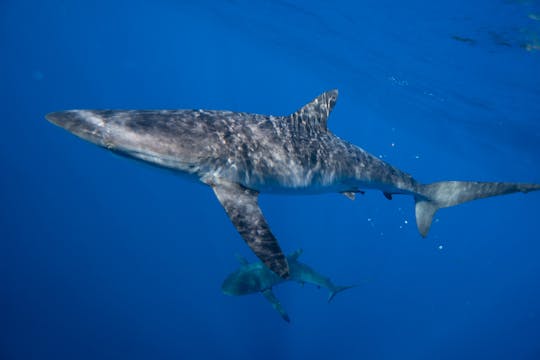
left=415, top=181, right=540, bottom=236
left=262, top=289, right=290, bottom=323
left=211, top=180, right=290, bottom=278
left=289, top=89, right=338, bottom=131
left=342, top=191, right=356, bottom=200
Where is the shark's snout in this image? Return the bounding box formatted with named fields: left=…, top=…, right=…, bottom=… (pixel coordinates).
left=221, top=275, right=241, bottom=296
left=46, top=110, right=109, bottom=146
left=45, top=111, right=65, bottom=127
left=221, top=271, right=259, bottom=296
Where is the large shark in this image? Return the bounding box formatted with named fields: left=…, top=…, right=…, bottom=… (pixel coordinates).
left=222, top=250, right=353, bottom=322
left=46, top=90, right=540, bottom=278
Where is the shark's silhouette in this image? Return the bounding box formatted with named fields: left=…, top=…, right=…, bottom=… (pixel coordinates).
left=46, top=90, right=540, bottom=278
left=222, top=250, right=353, bottom=322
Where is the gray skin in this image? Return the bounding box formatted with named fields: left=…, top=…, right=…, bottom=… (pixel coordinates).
left=46, top=90, right=540, bottom=278
left=222, top=250, right=353, bottom=322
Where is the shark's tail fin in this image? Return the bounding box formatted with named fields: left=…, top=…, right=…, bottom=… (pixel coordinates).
left=415, top=181, right=540, bottom=237
left=328, top=285, right=355, bottom=303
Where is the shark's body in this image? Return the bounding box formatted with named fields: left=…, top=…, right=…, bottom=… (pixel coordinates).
left=222, top=250, right=353, bottom=322
left=46, top=90, right=540, bottom=278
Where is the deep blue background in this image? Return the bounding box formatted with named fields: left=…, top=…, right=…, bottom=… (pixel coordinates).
left=1, top=1, right=540, bottom=359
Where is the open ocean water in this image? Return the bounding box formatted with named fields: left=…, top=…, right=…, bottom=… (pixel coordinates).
left=1, top=1, right=540, bottom=359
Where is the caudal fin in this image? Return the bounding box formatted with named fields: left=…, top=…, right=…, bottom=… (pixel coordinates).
left=415, top=181, right=540, bottom=237
left=328, top=285, right=355, bottom=303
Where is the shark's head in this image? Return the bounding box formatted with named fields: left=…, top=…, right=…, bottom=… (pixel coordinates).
left=46, top=110, right=113, bottom=148
left=46, top=110, right=186, bottom=169
left=221, top=268, right=266, bottom=296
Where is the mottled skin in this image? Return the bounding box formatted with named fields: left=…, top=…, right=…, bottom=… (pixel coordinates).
left=222, top=250, right=353, bottom=322
left=46, top=90, right=540, bottom=278
left=54, top=93, right=415, bottom=194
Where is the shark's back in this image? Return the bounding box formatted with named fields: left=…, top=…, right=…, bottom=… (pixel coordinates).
left=91, top=90, right=362, bottom=193
left=86, top=109, right=283, bottom=180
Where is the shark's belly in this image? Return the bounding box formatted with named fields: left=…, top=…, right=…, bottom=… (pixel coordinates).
left=246, top=179, right=349, bottom=194
left=237, top=167, right=356, bottom=194
left=227, top=153, right=419, bottom=195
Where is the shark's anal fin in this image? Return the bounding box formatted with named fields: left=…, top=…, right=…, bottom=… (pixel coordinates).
left=211, top=180, right=290, bottom=278
left=262, top=289, right=290, bottom=323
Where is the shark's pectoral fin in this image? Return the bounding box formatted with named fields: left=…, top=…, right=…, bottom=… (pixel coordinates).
left=262, top=289, right=290, bottom=323
left=211, top=180, right=289, bottom=278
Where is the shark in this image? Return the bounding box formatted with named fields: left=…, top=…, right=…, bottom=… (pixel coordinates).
left=222, top=249, right=353, bottom=322
left=46, top=90, right=540, bottom=278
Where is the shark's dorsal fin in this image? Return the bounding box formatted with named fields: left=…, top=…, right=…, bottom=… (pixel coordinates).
left=235, top=253, right=249, bottom=266
left=289, top=249, right=303, bottom=261
left=289, top=90, right=338, bottom=131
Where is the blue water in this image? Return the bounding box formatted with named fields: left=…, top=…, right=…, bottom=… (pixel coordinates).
left=2, top=0, right=540, bottom=359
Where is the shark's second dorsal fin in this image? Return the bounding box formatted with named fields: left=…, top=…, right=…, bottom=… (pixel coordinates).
left=289, top=249, right=303, bottom=261
left=289, top=90, right=338, bottom=131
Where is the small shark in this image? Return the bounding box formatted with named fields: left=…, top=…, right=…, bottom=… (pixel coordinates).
left=222, top=249, right=353, bottom=322
left=46, top=90, right=540, bottom=278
